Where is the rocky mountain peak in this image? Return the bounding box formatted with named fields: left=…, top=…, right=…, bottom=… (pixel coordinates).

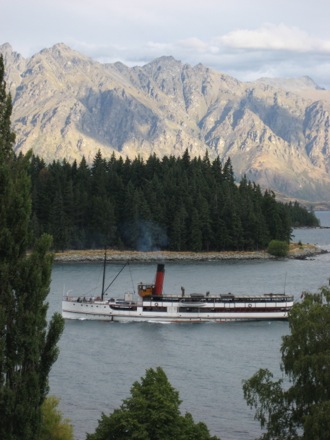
left=255, top=75, right=324, bottom=92
left=1, top=43, right=26, bottom=93
left=1, top=43, right=330, bottom=204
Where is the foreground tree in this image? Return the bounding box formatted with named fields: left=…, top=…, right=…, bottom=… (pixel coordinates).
left=87, top=367, right=220, bottom=440
left=243, top=287, right=330, bottom=440
left=40, top=396, right=73, bottom=440
left=0, top=54, right=65, bottom=439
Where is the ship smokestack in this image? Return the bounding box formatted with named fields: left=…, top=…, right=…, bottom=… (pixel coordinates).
left=153, top=264, right=165, bottom=296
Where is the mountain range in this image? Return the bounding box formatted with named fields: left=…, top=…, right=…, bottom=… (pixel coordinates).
left=1, top=42, right=330, bottom=206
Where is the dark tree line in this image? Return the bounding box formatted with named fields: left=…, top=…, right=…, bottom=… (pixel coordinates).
left=28, top=149, right=319, bottom=252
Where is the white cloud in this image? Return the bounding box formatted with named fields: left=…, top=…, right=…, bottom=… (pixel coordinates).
left=2, top=1, right=330, bottom=88
left=219, top=23, right=330, bottom=52
left=72, top=27, right=330, bottom=89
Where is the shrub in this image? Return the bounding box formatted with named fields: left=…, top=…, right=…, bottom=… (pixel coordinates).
left=267, top=240, right=289, bottom=257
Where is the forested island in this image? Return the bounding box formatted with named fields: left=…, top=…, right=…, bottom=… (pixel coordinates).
left=29, top=150, right=319, bottom=252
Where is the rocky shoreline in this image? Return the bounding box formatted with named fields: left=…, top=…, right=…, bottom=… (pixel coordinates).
left=54, top=244, right=326, bottom=263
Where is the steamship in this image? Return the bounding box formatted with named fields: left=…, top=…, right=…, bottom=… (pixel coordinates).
left=61, top=263, right=294, bottom=323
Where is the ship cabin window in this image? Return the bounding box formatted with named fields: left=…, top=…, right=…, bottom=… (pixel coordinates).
left=143, top=304, right=166, bottom=311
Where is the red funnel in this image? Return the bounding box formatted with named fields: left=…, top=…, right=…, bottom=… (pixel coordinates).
left=153, top=264, right=165, bottom=295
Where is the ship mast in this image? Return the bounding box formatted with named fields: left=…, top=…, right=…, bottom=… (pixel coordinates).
left=101, top=248, right=106, bottom=301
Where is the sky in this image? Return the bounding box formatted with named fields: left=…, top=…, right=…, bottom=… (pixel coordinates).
left=2, top=0, right=330, bottom=89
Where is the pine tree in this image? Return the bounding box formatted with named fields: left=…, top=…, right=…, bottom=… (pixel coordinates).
left=0, top=55, right=15, bottom=156
left=0, top=54, right=64, bottom=440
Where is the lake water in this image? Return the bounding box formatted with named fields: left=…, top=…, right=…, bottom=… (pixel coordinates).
left=48, top=212, right=330, bottom=440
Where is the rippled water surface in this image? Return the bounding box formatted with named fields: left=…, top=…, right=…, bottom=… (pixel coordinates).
left=48, top=212, right=330, bottom=440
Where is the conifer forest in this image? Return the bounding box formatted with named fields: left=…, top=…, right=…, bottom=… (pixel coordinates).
left=28, top=150, right=319, bottom=252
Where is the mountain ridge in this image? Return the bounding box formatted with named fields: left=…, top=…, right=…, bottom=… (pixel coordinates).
left=1, top=42, right=330, bottom=204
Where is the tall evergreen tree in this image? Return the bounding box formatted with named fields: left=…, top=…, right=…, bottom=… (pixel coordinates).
left=0, top=54, right=64, bottom=440
left=0, top=56, right=15, bottom=156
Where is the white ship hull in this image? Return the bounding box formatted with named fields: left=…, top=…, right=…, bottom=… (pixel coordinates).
left=62, top=298, right=293, bottom=323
